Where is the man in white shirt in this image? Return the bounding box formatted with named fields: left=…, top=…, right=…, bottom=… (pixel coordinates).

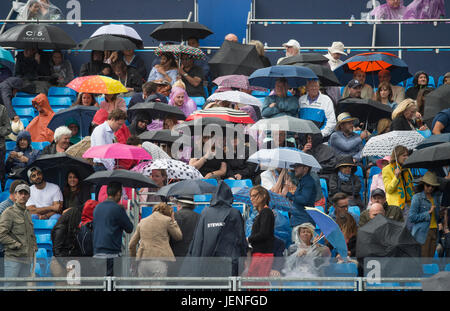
left=26, top=166, right=63, bottom=220
left=299, top=80, right=337, bottom=139
left=276, top=39, right=301, bottom=65
left=90, top=109, right=127, bottom=171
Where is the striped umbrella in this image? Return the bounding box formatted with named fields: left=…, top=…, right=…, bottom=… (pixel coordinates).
left=154, top=44, right=206, bottom=60
left=185, top=107, right=255, bottom=124
left=66, top=75, right=128, bottom=94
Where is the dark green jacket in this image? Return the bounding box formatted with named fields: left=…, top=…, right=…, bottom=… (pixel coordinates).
left=359, top=203, right=404, bottom=227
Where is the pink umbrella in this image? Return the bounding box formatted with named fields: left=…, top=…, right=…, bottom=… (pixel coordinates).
left=83, top=143, right=152, bottom=160
left=213, top=74, right=267, bottom=92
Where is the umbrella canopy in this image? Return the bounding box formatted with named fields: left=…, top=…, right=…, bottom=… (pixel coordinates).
left=174, top=117, right=236, bottom=136
left=278, top=53, right=329, bottom=66
left=356, top=215, right=421, bottom=258
left=337, top=98, right=393, bottom=124
left=0, top=46, right=15, bottom=73
left=362, top=130, right=424, bottom=157
left=150, top=21, right=213, bottom=42
left=156, top=179, right=217, bottom=197
left=155, top=44, right=206, bottom=60
left=250, top=115, right=321, bottom=134
left=66, top=75, right=128, bottom=94
left=248, top=65, right=318, bottom=89
left=233, top=187, right=292, bottom=212
left=138, top=129, right=182, bottom=143
left=83, top=143, right=152, bottom=160
left=248, top=147, right=322, bottom=170
left=127, top=101, right=186, bottom=121
left=208, top=40, right=264, bottom=77
left=47, top=105, right=99, bottom=137
left=415, top=133, right=450, bottom=150
left=421, top=272, right=450, bottom=291
left=305, top=207, right=349, bottom=258
left=403, top=142, right=450, bottom=169
left=206, top=91, right=262, bottom=108
left=423, top=84, right=450, bottom=126
left=90, top=24, right=143, bottom=48
left=0, top=24, right=76, bottom=50
left=294, top=63, right=341, bottom=87
left=333, top=52, right=412, bottom=86
left=212, top=74, right=268, bottom=92
left=132, top=159, right=203, bottom=180
left=84, top=169, right=157, bottom=188
left=186, top=107, right=255, bottom=124
left=141, top=142, right=172, bottom=160
left=78, top=34, right=139, bottom=51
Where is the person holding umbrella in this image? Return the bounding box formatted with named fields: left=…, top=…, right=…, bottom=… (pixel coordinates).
left=147, top=53, right=178, bottom=85
left=391, top=98, right=427, bottom=131
left=177, top=54, right=205, bottom=98
left=261, top=78, right=299, bottom=119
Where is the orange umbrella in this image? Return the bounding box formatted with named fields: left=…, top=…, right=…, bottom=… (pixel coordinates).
left=66, top=75, right=128, bottom=94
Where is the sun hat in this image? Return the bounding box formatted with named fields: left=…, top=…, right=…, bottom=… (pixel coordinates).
left=335, top=155, right=357, bottom=172
left=376, top=156, right=391, bottom=169
left=282, top=39, right=301, bottom=50
left=328, top=41, right=347, bottom=56
left=420, top=171, right=440, bottom=187
left=336, top=112, right=357, bottom=130
left=297, top=222, right=316, bottom=236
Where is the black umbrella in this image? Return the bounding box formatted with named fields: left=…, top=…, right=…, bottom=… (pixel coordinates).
left=150, top=21, right=213, bottom=42
left=47, top=105, right=99, bottom=137
left=415, top=133, right=450, bottom=150
left=208, top=40, right=264, bottom=77
left=16, top=153, right=94, bottom=189
left=278, top=53, right=329, bottom=66
left=156, top=179, right=217, bottom=198
left=138, top=129, right=182, bottom=143
left=174, top=117, right=236, bottom=136
left=78, top=34, right=139, bottom=51
left=84, top=169, right=157, bottom=188
left=294, top=63, right=341, bottom=87
left=403, top=142, right=450, bottom=169
left=423, top=84, right=450, bottom=126
left=127, top=102, right=186, bottom=121
left=337, top=97, right=393, bottom=124
left=0, top=24, right=76, bottom=50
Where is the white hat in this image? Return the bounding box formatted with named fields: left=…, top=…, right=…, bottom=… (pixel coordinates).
left=328, top=41, right=347, bottom=56
left=282, top=39, right=301, bottom=50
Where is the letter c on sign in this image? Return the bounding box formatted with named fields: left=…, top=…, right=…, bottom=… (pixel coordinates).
left=26, top=31, right=33, bottom=36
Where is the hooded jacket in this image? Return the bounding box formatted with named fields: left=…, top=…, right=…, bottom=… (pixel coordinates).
left=79, top=51, right=105, bottom=77
left=25, top=93, right=55, bottom=143
left=5, top=130, right=40, bottom=174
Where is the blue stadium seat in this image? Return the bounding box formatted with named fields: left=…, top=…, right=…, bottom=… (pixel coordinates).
left=319, top=178, right=328, bottom=209
left=315, top=206, right=324, bottom=213
left=36, top=248, right=50, bottom=276
left=36, top=233, right=53, bottom=257
left=123, top=96, right=132, bottom=107
left=6, top=140, right=16, bottom=151
left=251, top=90, right=270, bottom=97
left=141, top=206, right=153, bottom=218
left=15, top=92, right=36, bottom=98
left=48, top=86, right=77, bottom=99
left=355, top=166, right=365, bottom=202
left=31, top=141, right=51, bottom=151
left=21, top=118, right=30, bottom=128
left=0, top=191, right=9, bottom=202
left=15, top=107, right=36, bottom=122
left=4, top=179, right=14, bottom=192
left=405, top=77, right=414, bottom=90
left=192, top=97, right=205, bottom=110
left=427, top=76, right=436, bottom=88
left=224, top=179, right=253, bottom=192
left=422, top=263, right=439, bottom=277
left=12, top=97, right=33, bottom=107
left=437, top=75, right=444, bottom=87
left=445, top=263, right=450, bottom=272
left=33, top=219, right=58, bottom=235
left=194, top=194, right=212, bottom=201
left=48, top=96, right=72, bottom=108
left=202, top=178, right=218, bottom=186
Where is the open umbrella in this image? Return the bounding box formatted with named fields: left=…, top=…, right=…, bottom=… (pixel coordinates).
left=415, top=133, right=450, bottom=150
left=403, top=142, right=450, bottom=169
left=248, top=65, right=318, bottom=89
left=84, top=169, right=157, bottom=188
left=250, top=115, right=321, bottom=134
left=186, top=107, right=255, bottom=124
left=155, top=44, right=206, bottom=60
left=90, top=24, right=143, bottom=48
left=278, top=53, right=329, bottom=66
left=333, top=52, right=412, bottom=86
left=212, top=74, right=267, bottom=92
left=150, top=21, right=213, bottom=42
left=206, top=91, right=262, bottom=108
left=423, top=84, right=450, bottom=126
left=83, top=143, right=152, bottom=160
left=47, top=105, right=99, bottom=137
left=132, top=159, right=203, bottom=180
left=0, top=46, right=15, bottom=73
left=362, top=130, right=424, bottom=157
left=174, top=117, right=234, bottom=135
left=127, top=101, right=186, bottom=121
left=337, top=98, right=393, bottom=125
left=209, top=40, right=264, bottom=77
left=233, top=187, right=292, bottom=212
left=78, top=34, right=139, bottom=51
left=66, top=75, right=128, bottom=94
left=138, top=129, right=183, bottom=144
left=294, top=63, right=341, bottom=87
left=156, top=179, right=217, bottom=198
left=305, top=207, right=349, bottom=258
left=248, top=147, right=322, bottom=170
left=0, top=24, right=76, bottom=50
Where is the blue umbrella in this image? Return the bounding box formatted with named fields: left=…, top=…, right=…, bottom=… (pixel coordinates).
left=305, top=207, right=348, bottom=258
left=233, top=186, right=292, bottom=212
left=415, top=133, right=450, bottom=150
left=248, top=65, right=318, bottom=89
left=47, top=105, right=99, bottom=137
left=333, top=52, right=412, bottom=87
left=0, top=46, right=15, bottom=73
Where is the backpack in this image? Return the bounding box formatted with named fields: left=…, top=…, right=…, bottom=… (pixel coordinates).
left=76, top=222, right=94, bottom=257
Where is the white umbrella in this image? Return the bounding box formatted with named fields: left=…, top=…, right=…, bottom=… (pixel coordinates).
left=362, top=130, right=425, bottom=157
left=141, top=141, right=171, bottom=160
left=248, top=147, right=322, bottom=170
left=132, top=159, right=203, bottom=180
left=206, top=90, right=262, bottom=107
left=251, top=115, right=321, bottom=134
left=90, top=24, right=143, bottom=47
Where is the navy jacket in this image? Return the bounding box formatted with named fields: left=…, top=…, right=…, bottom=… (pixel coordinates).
left=286, top=173, right=316, bottom=227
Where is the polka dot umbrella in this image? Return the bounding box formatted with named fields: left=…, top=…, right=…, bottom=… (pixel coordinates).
left=66, top=75, right=128, bottom=94
left=155, top=44, right=206, bottom=60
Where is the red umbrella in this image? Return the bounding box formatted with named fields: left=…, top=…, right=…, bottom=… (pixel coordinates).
left=185, top=107, right=255, bottom=124
left=83, top=143, right=152, bottom=160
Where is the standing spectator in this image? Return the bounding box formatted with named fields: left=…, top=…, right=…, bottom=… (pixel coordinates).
left=0, top=180, right=28, bottom=216
left=0, top=103, right=11, bottom=190
left=79, top=51, right=104, bottom=77
left=374, top=81, right=398, bottom=110
left=0, top=77, right=27, bottom=122
left=403, top=0, right=446, bottom=20
left=5, top=131, right=40, bottom=177
left=40, top=126, right=72, bottom=155
left=391, top=98, right=427, bottom=131
left=25, top=93, right=55, bottom=143
left=329, top=156, right=363, bottom=209
left=49, top=51, right=74, bottom=87
left=72, top=93, right=99, bottom=107
left=147, top=53, right=178, bottom=85
left=110, top=60, right=143, bottom=94
left=342, top=70, right=374, bottom=100
left=99, top=93, right=127, bottom=113
left=129, top=203, right=182, bottom=281
left=299, top=133, right=337, bottom=181
left=93, top=182, right=133, bottom=276
left=0, top=184, right=37, bottom=288
left=262, top=78, right=299, bottom=118
left=224, top=33, right=238, bottom=42
left=405, top=71, right=434, bottom=100
left=324, top=41, right=347, bottom=71
left=187, top=37, right=211, bottom=80
left=299, top=80, right=336, bottom=139
left=170, top=196, right=200, bottom=258
left=335, top=212, right=357, bottom=258
left=276, top=39, right=301, bottom=65
left=409, top=172, right=442, bottom=258
left=177, top=54, right=205, bottom=98
left=431, top=108, right=450, bottom=135
left=377, top=69, right=405, bottom=104
left=360, top=188, right=404, bottom=227
left=26, top=166, right=63, bottom=220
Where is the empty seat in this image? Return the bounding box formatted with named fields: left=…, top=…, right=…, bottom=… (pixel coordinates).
left=422, top=263, right=439, bottom=276
left=31, top=141, right=51, bottom=150
left=36, top=233, right=53, bottom=257
left=48, top=86, right=77, bottom=99
left=12, top=97, right=33, bottom=107
left=224, top=179, right=253, bottom=191
left=33, top=219, right=58, bottom=235
left=0, top=191, right=10, bottom=202
left=48, top=96, right=72, bottom=108
left=202, top=178, right=218, bottom=186
left=15, top=107, right=36, bottom=122
left=191, top=97, right=205, bottom=109
left=141, top=206, right=153, bottom=219
left=123, top=96, right=132, bottom=107
left=15, top=92, right=36, bottom=98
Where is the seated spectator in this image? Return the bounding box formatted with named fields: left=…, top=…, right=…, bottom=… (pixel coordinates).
left=329, top=156, right=363, bottom=209
left=299, top=133, right=337, bottom=181
left=189, top=134, right=227, bottom=179
left=377, top=69, right=405, bottom=104
left=187, top=37, right=211, bottom=79
left=41, top=126, right=72, bottom=155
left=224, top=33, right=238, bottom=42
left=79, top=50, right=104, bottom=77
left=260, top=168, right=295, bottom=195
left=225, top=132, right=258, bottom=181
left=340, top=79, right=364, bottom=101
left=177, top=54, right=205, bottom=98
left=324, top=41, right=347, bottom=71
left=37, top=0, right=62, bottom=19
left=369, top=0, right=407, bottom=20
left=168, top=85, right=197, bottom=118
left=154, top=79, right=172, bottom=98
left=26, top=93, right=55, bottom=143
left=299, top=80, right=336, bottom=139
left=65, top=118, right=81, bottom=145
left=121, top=49, right=148, bottom=81
left=99, top=93, right=127, bottom=113
left=443, top=72, right=450, bottom=85
left=360, top=188, right=404, bottom=227
left=415, top=87, right=433, bottom=117
left=49, top=51, right=74, bottom=87
left=262, top=78, right=299, bottom=118
left=5, top=130, right=40, bottom=177
left=128, top=112, right=150, bottom=136
left=375, top=81, right=398, bottom=110
left=432, top=108, right=450, bottom=134
left=127, top=81, right=168, bottom=123
left=147, top=52, right=178, bottom=85
left=14, top=48, right=51, bottom=94
left=335, top=212, right=357, bottom=258
left=405, top=71, right=434, bottom=100
left=72, top=92, right=99, bottom=107
left=26, top=166, right=63, bottom=220
left=138, top=168, right=167, bottom=205
left=16, top=0, right=44, bottom=20
left=369, top=156, right=390, bottom=199
left=276, top=39, right=301, bottom=65
left=329, top=112, right=369, bottom=163
left=249, top=40, right=271, bottom=68
left=391, top=98, right=427, bottom=131
left=117, top=136, right=142, bottom=170
left=342, top=70, right=374, bottom=100
left=162, top=115, right=179, bottom=130
left=61, top=170, right=91, bottom=212
left=111, top=60, right=143, bottom=94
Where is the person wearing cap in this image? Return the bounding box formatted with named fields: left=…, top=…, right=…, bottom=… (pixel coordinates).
left=342, top=69, right=374, bottom=100
left=376, top=69, right=405, bottom=104
left=25, top=166, right=63, bottom=220
left=342, top=79, right=364, bottom=100
left=329, top=112, right=370, bottom=163
left=324, top=41, right=347, bottom=71
left=329, top=155, right=363, bottom=209
left=408, top=171, right=442, bottom=258
left=276, top=39, right=301, bottom=65
left=359, top=188, right=404, bottom=227
left=0, top=183, right=37, bottom=287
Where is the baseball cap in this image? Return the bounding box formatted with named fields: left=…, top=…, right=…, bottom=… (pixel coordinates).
left=14, top=184, right=30, bottom=194
left=27, top=166, right=42, bottom=179
left=282, top=39, right=301, bottom=50
left=347, top=79, right=363, bottom=89
left=371, top=188, right=386, bottom=198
